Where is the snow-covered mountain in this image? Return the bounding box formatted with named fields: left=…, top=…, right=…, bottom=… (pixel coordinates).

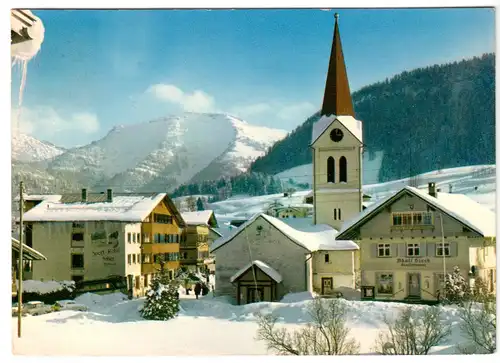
left=18, top=113, right=287, bottom=192
left=11, top=132, right=65, bottom=162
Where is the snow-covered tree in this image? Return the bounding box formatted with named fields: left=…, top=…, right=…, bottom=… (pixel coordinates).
left=186, top=196, right=197, bottom=212
left=444, top=266, right=471, bottom=305
left=140, top=268, right=180, bottom=321
left=375, top=306, right=451, bottom=355
left=256, top=297, right=359, bottom=355
left=457, top=300, right=496, bottom=354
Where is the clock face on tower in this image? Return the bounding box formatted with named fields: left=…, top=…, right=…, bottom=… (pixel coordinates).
left=330, top=128, right=344, bottom=142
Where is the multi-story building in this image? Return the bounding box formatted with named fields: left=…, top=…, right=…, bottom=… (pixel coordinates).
left=336, top=183, right=496, bottom=302
left=180, top=210, right=219, bottom=273
left=21, top=189, right=185, bottom=297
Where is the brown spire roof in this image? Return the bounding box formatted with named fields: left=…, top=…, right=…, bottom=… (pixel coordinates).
left=320, top=13, right=355, bottom=117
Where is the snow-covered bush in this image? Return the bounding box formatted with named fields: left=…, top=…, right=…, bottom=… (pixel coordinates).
left=375, top=306, right=451, bottom=355
left=256, top=297, right=359, bottom=355
left=457, top=300, right=496, bottom=354
left=140, top=272, right=180, bottom=321
left=15, top=280, right=76, bottom=305
left=443, top=266, right=471, bottom=305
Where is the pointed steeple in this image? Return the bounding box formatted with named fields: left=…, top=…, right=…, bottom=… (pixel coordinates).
left=321, top=13, right=355, bottom=117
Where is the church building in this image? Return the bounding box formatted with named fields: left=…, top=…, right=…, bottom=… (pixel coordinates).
left=311, top=13, right=364, bottom=231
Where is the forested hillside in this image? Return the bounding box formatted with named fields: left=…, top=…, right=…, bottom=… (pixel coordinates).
left=249, top=54, right=496, bottom=182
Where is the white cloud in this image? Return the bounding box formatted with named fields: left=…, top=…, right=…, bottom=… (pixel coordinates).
left=229, top=103, right=272, bottom=119
left=231, top=101, right=316, bottom=129
left=276, top=102, right=316, bottom=122
left=11, top=106, right=100, bottom=138
left=146, top=83, right=316, bottom=130
left=148, top=84, right=215, bottom=113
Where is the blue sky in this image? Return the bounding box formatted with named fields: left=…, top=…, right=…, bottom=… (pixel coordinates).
left=11, top=8, right=495, bottom=147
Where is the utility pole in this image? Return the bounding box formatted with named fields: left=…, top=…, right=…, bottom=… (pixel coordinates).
left=18, top=181, right=24, bottom=338
left=439, top=213, right=446, bottom=301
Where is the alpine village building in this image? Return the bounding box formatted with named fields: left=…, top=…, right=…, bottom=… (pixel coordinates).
left=180, top=210, right=219, bottom=273
left=21, top=189, right=186, bottom=297
left=211, top=13, right=496, bottom=304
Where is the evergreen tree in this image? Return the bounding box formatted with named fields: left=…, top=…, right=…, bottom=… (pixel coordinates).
left=444, top=266, right=471, bottom=305
left=140, top=263, right=180, bottom=321
left=196, top=197, right=205, bottom=211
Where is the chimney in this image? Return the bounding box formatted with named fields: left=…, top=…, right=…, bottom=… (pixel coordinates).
left=107, top=188, right=113, bottom=203
left=82, top=188, right=87, bottom=202
left=428, top=182, right=437, bottom=198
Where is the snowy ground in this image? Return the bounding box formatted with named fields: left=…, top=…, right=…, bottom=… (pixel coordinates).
left=12, top=291, right=469, bottom=356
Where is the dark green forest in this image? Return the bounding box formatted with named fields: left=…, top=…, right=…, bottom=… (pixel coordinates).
left=249, top=53, right=496, bottom=182
left=169, top=172, right=285, bottom=202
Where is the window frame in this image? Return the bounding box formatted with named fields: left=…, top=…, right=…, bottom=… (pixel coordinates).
left=407, top=243, right=421, bottom=257
left=324, top=253, right=330, bottom=263
left=142, top=254, right=151, bottom=264
left=392, top=211, right=434, bottom=227
left=436, top=242, right=450, bottom=257
left=377, top=243, right=391, bottom=257
left=376, top=272, right=394, bottom=295
left=71, top=253, right=84, bottom=269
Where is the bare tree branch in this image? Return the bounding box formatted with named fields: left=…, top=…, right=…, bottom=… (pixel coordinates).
left=255, top=297, right=359, bottom=355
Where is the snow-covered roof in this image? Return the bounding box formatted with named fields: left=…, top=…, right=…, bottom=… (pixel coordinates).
left=14, top=194, right=62, bottom=202
left=11, top=237, right=46, bottom=260
left=338, top=186, right=496, bottom=239
left=311, top=115, right=363, bottom=145
left=407, top=187, right=496, bottom=237
left=211, top=213, right=358, bottom=254
left=22, top=193, right=185, bottom=224
left=181, top=210, right=218, bottom=227
left=271, top=204, right=314, bottom=211
left=230, top=260, right=283, bottom=283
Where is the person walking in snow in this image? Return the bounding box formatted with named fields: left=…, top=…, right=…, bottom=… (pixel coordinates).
left=194, top=282, right=202, bottom=299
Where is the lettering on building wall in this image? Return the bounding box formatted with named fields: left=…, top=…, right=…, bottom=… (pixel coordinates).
left=92, top=245, right=120, bottom=266
left=397, top=258, right=430, bottom=267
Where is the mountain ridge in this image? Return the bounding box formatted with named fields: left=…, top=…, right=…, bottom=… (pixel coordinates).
left=12, top=112, right=287, bottom=194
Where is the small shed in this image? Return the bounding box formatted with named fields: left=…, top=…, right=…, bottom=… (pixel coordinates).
left=230, top=260, right=282, bottom=305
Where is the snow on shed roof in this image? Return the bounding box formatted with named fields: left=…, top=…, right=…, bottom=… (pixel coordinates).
left=11, top=237, right=46, bottom=260
left=230, top=260, right=283, bottom=283
left=14, top=194, right=62, bottom=202
left=22, top=193, right=184, bottom=224
left=211, top=213, right=358, bottom=254
left=338, top=186, right=496, bottom=239
left=311, top=115, right=363, bottom=145
left=181, top=210, right=218, bottom=227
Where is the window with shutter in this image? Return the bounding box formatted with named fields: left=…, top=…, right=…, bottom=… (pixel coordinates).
left=377, top=244, right=391, bottom=257
left=407, top=243, right=420, bottom=256
left=436, top=242, right=450, bottom=256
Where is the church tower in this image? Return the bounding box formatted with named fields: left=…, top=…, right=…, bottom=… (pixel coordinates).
left=311, top=13, right=363, bottom=231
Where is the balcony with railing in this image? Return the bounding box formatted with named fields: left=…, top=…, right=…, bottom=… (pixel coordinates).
left=391, top=211, right=435, bottom=230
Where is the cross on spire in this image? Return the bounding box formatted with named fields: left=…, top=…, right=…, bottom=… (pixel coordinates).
left=320, top=13, right=355, bottom=117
